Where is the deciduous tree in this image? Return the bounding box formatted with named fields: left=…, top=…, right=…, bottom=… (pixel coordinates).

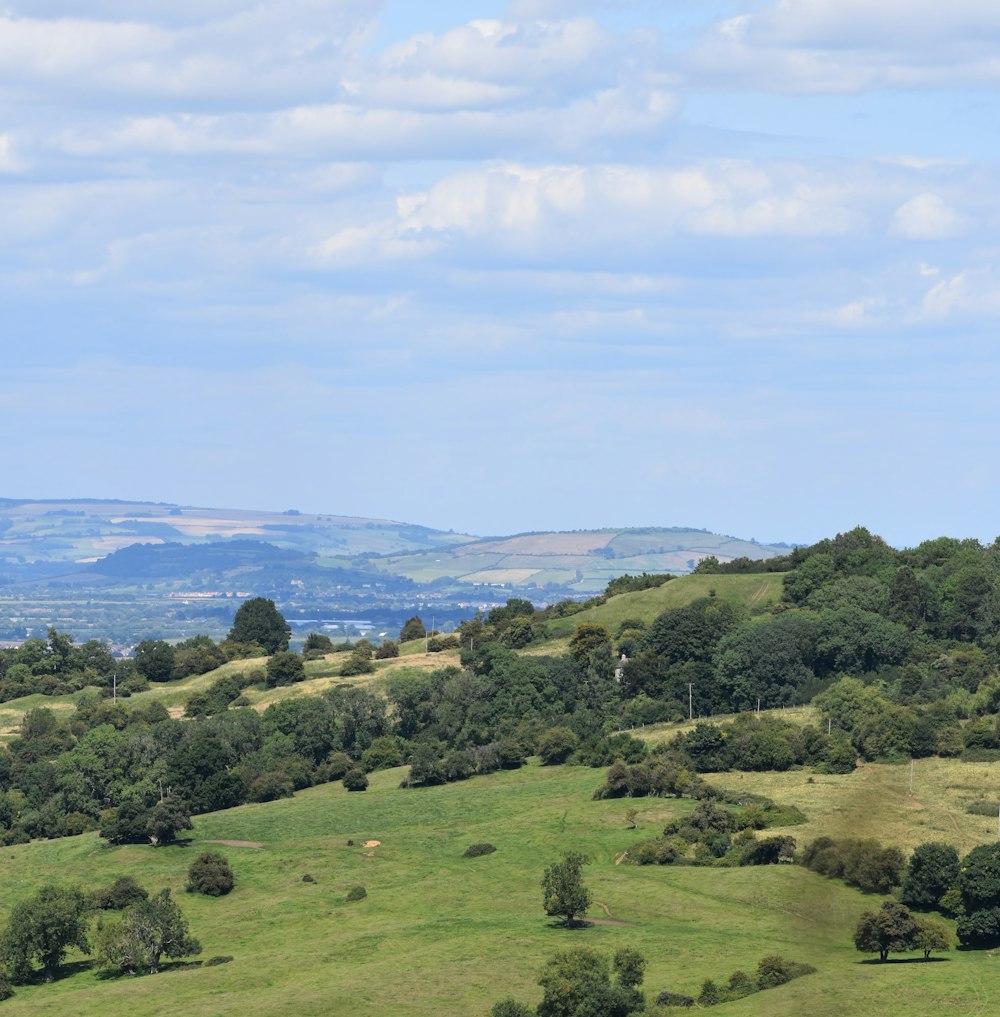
left=541, top=852, right=591, bottom=928
left=853, top=901, right=920, bottom=961
left=0, top=885, right=90, bottom=982
left=228, top=598, right=290, bottom=655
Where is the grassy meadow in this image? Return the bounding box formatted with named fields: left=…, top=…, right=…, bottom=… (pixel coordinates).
left=0, top=756, right=997, bottom=1017
left=541, top=574, right=785, bottom=640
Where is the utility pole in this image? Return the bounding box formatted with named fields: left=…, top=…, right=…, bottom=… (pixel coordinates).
left=112, top=670, right=117, bottom=704
left=909, top=758, right=914, bottom=796
left=827, top=717, right=831, bottom=735
left=756, top=698, right=760, bottom=716
left=687, top=683, right=693, bottom=721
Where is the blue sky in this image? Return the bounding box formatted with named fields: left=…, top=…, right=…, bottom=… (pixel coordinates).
left=2, top=0, right=1000, bottom=547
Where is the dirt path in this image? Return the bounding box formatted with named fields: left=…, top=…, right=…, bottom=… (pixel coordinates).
left=589, top=901, right=633, bottom=926
left=203, top=839, right=264, bottom=849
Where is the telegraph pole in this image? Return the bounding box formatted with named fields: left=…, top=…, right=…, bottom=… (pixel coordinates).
left=687, top=683, right=693, bottom=721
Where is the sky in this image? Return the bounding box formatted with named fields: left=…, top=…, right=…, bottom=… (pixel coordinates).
left=2, top=0, right=1000, bottom=548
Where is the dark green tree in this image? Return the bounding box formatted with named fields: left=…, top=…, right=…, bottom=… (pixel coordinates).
left=956, top=842, right=1000, bottom=947
left=343, top=768, right=369, bottom=792
left=853, top=901, right=920, bottom=961
left=0, top=885, right=90, bottom=982
left=133, top=640, right=175, bottom=682
left=145, top=794, right=192, bottom=846
left=536, top=946, right=645, bottom=1017
left=542, top=852, right=592, bottom=928
left=266, top=651, right=305, bottom=687
left=399, top=616, right=426, bottom=642
left=228, top=598, right=290, bottom=654
left=303, top=633, right=334, bottom=654
left=901, top=842, right=960, bottom=910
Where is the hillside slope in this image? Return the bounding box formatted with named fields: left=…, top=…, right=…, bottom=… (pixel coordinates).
left=0, top=760, right=993, bottom=1017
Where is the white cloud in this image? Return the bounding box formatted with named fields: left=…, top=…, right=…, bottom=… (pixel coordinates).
left=891, top=193, right=966, bottom=240
left=921, top=269, right=1000, bottom=319
left=0, top=134, right=25, bottom=172
left=689, top=0, right=1000, bottom=92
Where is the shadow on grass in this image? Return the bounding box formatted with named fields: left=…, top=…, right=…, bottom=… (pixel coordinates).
left=858, top=957, right=950, bottom=965
left=94, top=960, right=206, bottom=981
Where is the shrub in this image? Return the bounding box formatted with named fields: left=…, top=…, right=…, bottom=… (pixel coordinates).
left=186, top=851, right=235, bottom=897
left=427, top=635, right=460, bottom=652
left=90, top=876, right=149, bottom=911
left=463, top=843, right=497, bottom=858
left=323, top=751, right=353, bottom=780
left=265, top=651, right=305, bottom=688
left=345, top=885, right=367, bottom=902
left=655, top=991, right=693, bottom=1007
left=205, top=955, right=234, bottom=966
left=374, top=640, right=399, bottom=659
left=726, top=970, right=755, bottom=999
left=340, top=650, right=375, bottom=676
left=247, top=771, right=295, bottom=803
left=536, top=726, right=579, bottom=765
left=302, top=874, right=315, bottom=883
left=965, top=799, right=1000, bottom=816
left=343, top=769, right=369, bottom=792
left=0, top=976, right=13, bottom=1001
left=755, top=955, right=792, bottom=989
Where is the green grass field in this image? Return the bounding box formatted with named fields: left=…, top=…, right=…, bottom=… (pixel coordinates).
left=540, top=573, right=785, bottom=640
left=0, top=756, right=996, bottom=1017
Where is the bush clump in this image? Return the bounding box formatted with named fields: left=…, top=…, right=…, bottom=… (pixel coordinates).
left=655, top=991, right=694, bottom=1007
left=965, top=799, right=1000, bottom=816
left=90, top=875, right=149, bottom=911
left=345, top=885, right=367, bottom=902
left=205, top=955, right=234, bottom=967
left=343, top=769, right=369, bottom=792
left=463, top=842, right=497, bottom=858
left=186, top=851, right=235, bottom=897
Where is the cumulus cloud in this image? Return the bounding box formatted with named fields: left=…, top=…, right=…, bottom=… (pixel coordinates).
left=891, top=193, right=967, bottom=239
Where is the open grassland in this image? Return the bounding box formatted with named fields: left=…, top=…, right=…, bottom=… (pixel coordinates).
left=629, top=706, right=821, bottom=742
left=0, top=758, right=997, bottom=1017
left=541, top=573, right=785, bottom=640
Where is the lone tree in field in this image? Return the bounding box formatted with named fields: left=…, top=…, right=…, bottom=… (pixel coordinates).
left=542, top=852, right=592, bottom=928
left=0, top=885, right=90, bottom=983
left=228, top=597, right=290, bottom=654
left=853, top=901, right=920, bottom=962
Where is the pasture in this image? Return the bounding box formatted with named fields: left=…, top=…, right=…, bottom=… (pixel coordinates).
left=0, top=756, right=995, bottom=1016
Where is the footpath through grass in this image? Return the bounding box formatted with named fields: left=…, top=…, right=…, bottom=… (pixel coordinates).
left=0, top=758, right=997, bottom=1016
